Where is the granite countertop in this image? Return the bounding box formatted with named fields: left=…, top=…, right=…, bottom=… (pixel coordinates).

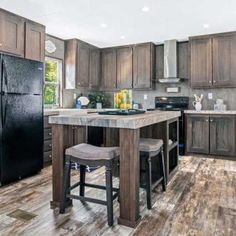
left=49, top=110, right=181, bottom=129
left=184, top=110, right=236, bottom=115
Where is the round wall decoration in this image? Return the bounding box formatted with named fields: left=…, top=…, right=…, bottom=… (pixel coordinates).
left=45, top=40, right=57, bottom=54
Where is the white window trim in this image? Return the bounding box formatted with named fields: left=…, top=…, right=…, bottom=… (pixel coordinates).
left=44, top=57, right=63, bottom=108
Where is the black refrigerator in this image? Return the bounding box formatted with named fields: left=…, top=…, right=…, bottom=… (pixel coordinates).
left=0, top=54, right=44, bottom=186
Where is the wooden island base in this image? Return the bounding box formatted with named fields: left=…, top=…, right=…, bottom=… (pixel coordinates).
left=49, top=111, right=180, bottom=228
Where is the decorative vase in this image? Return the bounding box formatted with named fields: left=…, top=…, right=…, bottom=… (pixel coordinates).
left=193, top=101, right=202, bottom=111
left=96, top=103, right=102, bottom=109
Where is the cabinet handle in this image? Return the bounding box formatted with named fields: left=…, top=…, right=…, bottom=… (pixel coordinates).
left=209, top=81, right=211, bottom=84
left=49, top=155, right=52, bottom=158
left=49, top=144, right=52, bottom=147
left=206, top=119, right=209, bottom=122
left=0, top=43, right=2, bottom=47
left=213, top=80, right=216, bottom=83
left=49, top=132, right=52, bottom=136
left=210, top=119, right=213, bottom=122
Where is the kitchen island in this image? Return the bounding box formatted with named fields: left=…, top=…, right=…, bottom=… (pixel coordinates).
left=49, top=110, right=181, bottom=228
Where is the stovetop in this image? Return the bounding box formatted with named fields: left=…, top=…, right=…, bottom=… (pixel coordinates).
left=155, top=96, right=189, bottom=111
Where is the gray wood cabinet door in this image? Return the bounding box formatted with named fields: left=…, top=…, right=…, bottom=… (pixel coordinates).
left=101, top=48, right=117, bottom=89
left=25, top=21, right=45, bottom=62
left=212, top=33, right=236, bottom=87
left=117, top=47, right=133, bottom=89
left=190, top=37, right=212, bottom=88
left=77, top=42, right=90, bottom=87
left=0, top=10, right=24, bottom=57
left=186, top=115, right=210, bottom=154
left=89, top=47, right=100, bottom=88
left=177, top=42, right=189, bottom=79
left=210, top=115, right=236, bottom=157
left=133, top=43, right=153, bottom=89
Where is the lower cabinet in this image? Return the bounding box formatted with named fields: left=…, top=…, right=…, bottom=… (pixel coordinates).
left=210, top=115, right=236, bottom=156
left=186, top=114, right=236, bottom=157
left=186, top=115, right=210, bottom=154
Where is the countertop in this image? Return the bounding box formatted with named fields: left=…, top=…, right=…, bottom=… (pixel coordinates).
left=184, top=110, right=236, bottom=115
left=49, top=110, right=181, bottom=129
left=44, top=108, right=115, bottom=116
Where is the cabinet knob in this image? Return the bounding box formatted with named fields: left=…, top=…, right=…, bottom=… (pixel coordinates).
left=49, top=155, right=52, bottom=158
left=213, top=80, right=216, bottom=83
left=49, top=144, right=52, bottom=147
left=49, top=133, right=52, bottom=136
left=0, top=43, right=2, bottom=47
left=206, top=119, right=209, bottom=122
left=209, top=81, right=211, bottom=84
left=210, top=119, right=213, bottom=122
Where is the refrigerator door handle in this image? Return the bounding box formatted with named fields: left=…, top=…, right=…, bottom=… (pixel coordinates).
left=1, top=60, right=8, bottom=127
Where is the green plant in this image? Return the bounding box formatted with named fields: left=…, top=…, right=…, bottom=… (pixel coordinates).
left=88, top=93, right=109, bottom=108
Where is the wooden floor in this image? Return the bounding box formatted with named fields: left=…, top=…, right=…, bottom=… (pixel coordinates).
left=0, top=156, right=236, bottom=236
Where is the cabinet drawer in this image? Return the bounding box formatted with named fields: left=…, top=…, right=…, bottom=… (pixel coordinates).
left=44, top=116, right=51, bottom=128
left=44, top=140, right=52, bottom=152
left=44, top=128, right=52, bottom=140
left=44, top=151, right=52, bottom=163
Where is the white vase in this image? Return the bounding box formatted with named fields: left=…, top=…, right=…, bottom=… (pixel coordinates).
left=193, top=101, right=202, bottom=111
left=96, top=103, right=102, bottom=109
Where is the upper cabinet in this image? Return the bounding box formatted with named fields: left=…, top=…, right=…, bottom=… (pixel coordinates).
left=190, top=37, right=212, bottom=88
left=0, top=10, right=24, bottom=57
left=212, top=33, right=236, bottom=87
left=0, top=9, right=45, bottom=61
left=133, top=43, right=154, bottom=89
left=116, top=46, right=133, bottom=89
left=190, top=32, right=236, bottom=88
left=25, top=21, right=45, bottom=62
left=89, top=46, right=101, bottom=88
left=177, top=41, right=189, bottom=79
left=101, top=48, right=117, bottom=89
left=65, top=39, right=101, bottom=89
left=77, top=42, right=90, bottom=87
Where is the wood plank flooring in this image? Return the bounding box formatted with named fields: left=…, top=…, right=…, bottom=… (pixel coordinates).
left=0, top=156, right=235, bottom=236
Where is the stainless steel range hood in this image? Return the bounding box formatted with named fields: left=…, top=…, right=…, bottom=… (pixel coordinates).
left=158, top=39, right=180, bottom=83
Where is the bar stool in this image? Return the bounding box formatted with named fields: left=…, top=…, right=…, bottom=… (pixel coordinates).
left=60, top=143, right=120, bottom=226
left=139, top=138, right=167, bottom=209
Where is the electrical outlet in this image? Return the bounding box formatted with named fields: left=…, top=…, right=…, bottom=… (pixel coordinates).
left=144, top=94, right=148, bottom=100
left=73, top=93, right=77, bottom=99
left=208, top=93, right=213, bottom=100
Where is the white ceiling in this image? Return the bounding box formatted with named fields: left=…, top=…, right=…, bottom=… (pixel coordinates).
left=1, top=0, right=236, bottom=47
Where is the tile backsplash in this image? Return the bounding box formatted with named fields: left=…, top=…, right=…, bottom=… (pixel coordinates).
left=63, top=81, right=236, bottom=110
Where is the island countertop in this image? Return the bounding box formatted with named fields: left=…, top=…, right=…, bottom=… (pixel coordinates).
left=49, top=110, right=181, bottom=129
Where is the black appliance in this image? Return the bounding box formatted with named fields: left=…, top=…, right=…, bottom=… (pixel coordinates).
left=0, top=54, right=44, bottom=186
left=155, top=96, right=189, bottom=155
left=98, top=109, right=146, bottom=116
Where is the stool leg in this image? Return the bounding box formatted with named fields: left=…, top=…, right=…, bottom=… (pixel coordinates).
left=145, top=154, right=152, bottom=210
left=60, top=156, right=71, bottom=214
left=105, top=165, right=113, bottom=226
left=80, top=165, right=86, bottom=197
left=160, top=148, right=167, bottom=191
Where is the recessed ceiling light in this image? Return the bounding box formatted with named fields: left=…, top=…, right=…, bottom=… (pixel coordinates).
left=203, top=23, right=210, bottom=28
left=120, top=35, right=125, bottom=39
left=100, top=23, right=107, bottom=28
left=142, top=6, right=150, bottom=12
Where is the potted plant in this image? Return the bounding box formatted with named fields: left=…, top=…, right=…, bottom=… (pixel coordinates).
left=88, top=93, right=109, bottom=109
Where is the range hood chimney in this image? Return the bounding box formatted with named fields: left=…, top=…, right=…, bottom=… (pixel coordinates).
left=158, top=39, right=180, bottom=83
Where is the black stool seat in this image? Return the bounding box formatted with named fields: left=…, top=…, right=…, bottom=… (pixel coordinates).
left=139, top=138, right=166, bottom=210
left=60, top=143, right=120, bottom=226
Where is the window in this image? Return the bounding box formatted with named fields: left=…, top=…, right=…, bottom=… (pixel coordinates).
left=44, top=57, right=62, bottom=107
